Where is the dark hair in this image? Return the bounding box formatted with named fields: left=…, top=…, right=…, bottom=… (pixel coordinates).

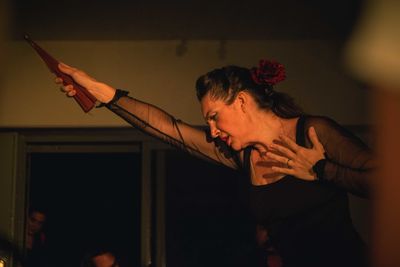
left=195, top=65, right=303, bottom=118
left=28, top=205, right=47, bottom=216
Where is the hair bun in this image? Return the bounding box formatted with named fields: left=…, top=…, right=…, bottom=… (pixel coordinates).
left=250, top=59, right=286, bottom=86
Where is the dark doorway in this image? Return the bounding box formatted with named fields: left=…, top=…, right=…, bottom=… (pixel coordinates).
left=28, top=152, right=141, bottom=267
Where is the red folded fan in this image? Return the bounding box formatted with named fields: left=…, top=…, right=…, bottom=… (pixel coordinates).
left=24, top=34, right=97, bottom=113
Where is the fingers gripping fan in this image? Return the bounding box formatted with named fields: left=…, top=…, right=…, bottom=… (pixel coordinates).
left=24, top=34, right=97, bottom=113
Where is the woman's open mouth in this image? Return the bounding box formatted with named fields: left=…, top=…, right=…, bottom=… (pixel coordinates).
left=220, top=136, right=231, bottom=146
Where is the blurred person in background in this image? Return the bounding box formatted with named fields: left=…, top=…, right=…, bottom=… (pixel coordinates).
left=345, top=0, right=400, bottom=266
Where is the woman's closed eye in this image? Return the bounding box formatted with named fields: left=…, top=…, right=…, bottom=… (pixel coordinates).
left=209, top=113, right=218, bottom=121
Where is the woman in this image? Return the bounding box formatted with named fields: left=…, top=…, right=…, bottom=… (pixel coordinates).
left=56, top=59, right=374, bottom=267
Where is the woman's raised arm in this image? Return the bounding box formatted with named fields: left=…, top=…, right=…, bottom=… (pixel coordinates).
left=56, top=63, right=241, bottom=169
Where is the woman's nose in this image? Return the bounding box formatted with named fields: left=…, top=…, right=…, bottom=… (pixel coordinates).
left=210, top=124, right=221, bottom=138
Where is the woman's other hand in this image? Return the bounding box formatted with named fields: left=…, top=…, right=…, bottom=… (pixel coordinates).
left=55, top=63, right=116, bottom=104
left=266, top=126, right=325, bottom=181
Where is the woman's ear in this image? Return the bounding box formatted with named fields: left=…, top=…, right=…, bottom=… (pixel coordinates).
left=236, top=91, right=247, bottom=113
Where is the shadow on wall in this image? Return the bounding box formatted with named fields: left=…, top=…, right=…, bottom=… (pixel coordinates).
left=0, top=0, right=11, bottom=81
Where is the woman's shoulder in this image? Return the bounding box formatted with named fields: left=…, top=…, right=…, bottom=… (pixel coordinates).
left=302, top=114, right=338, bottom=124
left=301, top=114, right=343, bottom=131
left=301, top=114, right=368, bottom=145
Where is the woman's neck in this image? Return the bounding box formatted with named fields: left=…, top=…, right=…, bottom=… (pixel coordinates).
left=250, top=111, right=298, bottom=154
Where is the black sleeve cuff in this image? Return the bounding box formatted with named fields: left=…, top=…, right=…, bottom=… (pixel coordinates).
left=96, top=89, right=130, bottom=108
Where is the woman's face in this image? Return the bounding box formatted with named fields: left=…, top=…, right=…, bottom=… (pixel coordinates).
left=200, top=92, right=249, bottom=151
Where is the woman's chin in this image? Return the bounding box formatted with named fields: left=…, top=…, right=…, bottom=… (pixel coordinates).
left=230, top=142, right=242, bottom=151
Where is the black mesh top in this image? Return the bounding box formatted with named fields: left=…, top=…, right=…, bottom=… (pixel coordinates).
left=243, top=115, right=371, bottom=267
left=107, top=95, right=374, bottom=266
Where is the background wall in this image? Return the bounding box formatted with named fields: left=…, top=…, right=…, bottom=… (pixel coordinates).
left=0, top=0, right=369, bottom=128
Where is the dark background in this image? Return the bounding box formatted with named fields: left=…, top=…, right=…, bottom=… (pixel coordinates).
left=29, top=149, right=255, bottom=267
left=165, top=150, right=254, bottom=267
left=10, top=0, right=364, bottom=41
left=29, top=152, right=142, bottom=267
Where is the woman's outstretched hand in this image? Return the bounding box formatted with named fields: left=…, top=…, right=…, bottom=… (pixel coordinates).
left=55, top=63, right=116, bottom=104
left=266, top=126, right=325, bottom=181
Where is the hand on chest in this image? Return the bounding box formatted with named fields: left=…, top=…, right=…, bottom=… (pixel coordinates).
left=251, top=148, right=287, bottom=184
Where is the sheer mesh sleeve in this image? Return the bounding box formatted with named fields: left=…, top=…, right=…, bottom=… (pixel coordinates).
left=106, top=95, right=241, bottom=169
left=304, top=116, right=376, bottom=198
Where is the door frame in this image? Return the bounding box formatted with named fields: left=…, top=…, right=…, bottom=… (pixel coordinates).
left=0, top=127, right=169, bottom=267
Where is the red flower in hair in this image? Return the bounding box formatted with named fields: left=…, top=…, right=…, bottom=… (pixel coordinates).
left=251, top=59, right=286, bottom=86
